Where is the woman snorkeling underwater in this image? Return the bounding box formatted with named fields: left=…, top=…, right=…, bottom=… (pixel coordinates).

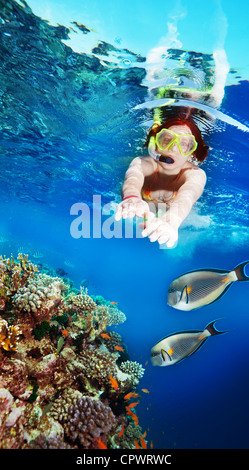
left=115, top=112, right=209, bottom=248
left=114, top=48, right=231, bottom=248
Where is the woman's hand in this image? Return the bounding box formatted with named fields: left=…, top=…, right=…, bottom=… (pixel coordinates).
left=140, top=216, right=179, bottom=248
left=115, top=197, right=153, bottom=221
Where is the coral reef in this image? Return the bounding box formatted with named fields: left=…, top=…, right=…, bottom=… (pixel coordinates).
left=0, top=253, right=147, bottom=449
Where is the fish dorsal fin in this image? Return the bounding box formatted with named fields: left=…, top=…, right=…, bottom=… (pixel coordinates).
left=180, top=285, right=189, bottom=304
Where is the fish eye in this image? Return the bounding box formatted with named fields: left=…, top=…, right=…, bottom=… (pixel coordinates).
left=150, top=351, right=158, bottom=358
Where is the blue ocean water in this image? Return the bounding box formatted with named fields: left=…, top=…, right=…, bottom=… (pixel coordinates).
left=0, top=0, right=249, bottom=450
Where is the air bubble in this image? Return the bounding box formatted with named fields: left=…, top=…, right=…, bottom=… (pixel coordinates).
left=122, top=58, right=131, bottom=66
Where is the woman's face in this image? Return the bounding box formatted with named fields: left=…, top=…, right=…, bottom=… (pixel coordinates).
left=155, top=124, right=195, bottom=172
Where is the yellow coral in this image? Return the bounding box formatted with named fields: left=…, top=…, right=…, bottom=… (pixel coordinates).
left=0, top=253, right=38, bottom=298
left=0, top=319, right=22, bottom=352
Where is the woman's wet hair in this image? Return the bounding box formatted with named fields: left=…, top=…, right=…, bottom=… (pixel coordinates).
left=144, top=113, right=209, bottom=163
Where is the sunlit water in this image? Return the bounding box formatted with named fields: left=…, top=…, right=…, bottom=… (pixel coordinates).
left=1, top=0, right=249, bottom=449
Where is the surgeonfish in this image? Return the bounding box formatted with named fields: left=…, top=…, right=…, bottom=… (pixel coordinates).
left=150, top=320, right=226, bottom=367
left=167, top=261, right=249, bottom=311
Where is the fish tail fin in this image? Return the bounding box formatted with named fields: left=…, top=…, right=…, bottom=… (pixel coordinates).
left=233, top=261, right=249, bottom=281
left=205, top=319, right=228, bottom=336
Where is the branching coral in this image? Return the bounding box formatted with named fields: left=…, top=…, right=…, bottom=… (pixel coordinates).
left=119, top=361, right=145, bottom=381
left=106, top=306, right=126, bottom=326
left=0, top=318, right=22, bottom=352
left=90, top=306, right=109, bottom=340
left=54, top=395, right=117, bottom=448
left=0, top=254, right=38, bottom=300
left=49, top=389, right=117, bottom=448
left=68, top=288, right=97, bottom=314
left=13, top=274, right=64, bottom=323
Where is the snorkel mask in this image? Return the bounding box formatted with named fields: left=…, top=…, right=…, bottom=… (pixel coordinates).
left=147, top=90, right=199, bottom=162
left=148, top=127, right=198, bottom=161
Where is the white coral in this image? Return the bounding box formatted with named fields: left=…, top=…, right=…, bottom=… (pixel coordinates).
left=119, top=361, right=145, bottom=380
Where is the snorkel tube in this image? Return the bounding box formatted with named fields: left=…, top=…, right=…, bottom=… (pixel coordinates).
left=147, top=90, right=177, bottom=160
left=147, top=106, right=163, bottom=160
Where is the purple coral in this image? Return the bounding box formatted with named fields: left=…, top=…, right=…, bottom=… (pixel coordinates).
left=64, top=396, right=116, bottom=448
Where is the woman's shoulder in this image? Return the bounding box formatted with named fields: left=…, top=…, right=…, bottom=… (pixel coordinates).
left=182, top=164, right=207, bottom=185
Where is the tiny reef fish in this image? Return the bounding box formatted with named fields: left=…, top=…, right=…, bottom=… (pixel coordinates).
left=167, top=261, right=249, bottom=311
left=97, top=437, right=107, bottom=449
left=141, top=388, right=150, bottom=394
left=114, top=345, right=124, bottom=352
left=126, top=408, right=139, bottom=425
left=127, top=402, right=139, bottom=408
left=140, top=435, right=147, bottom=449
left=151, top=320, right=226, bottom=367
left=109, top=376, right=119, bottom=390
left=100, top=333, right=111, bottom=340
left=124, top=392, right=140, bottom=400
